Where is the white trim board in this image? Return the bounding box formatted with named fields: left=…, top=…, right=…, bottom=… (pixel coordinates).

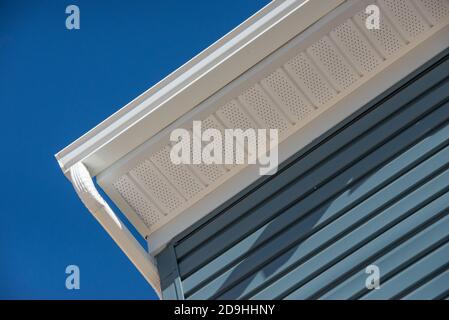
left=147, top=25, right=449, bottom=253
left=94, top=0, right=449, bottom=253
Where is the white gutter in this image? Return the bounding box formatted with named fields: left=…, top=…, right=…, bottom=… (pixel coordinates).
left=55, top=0, right=449, bottom=296
left=55, top=0, right=344, bottom=177
left=69, top=162, right=161, bottom=298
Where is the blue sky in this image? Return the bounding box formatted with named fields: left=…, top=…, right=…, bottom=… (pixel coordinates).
left=0, top=0, right=269, bottom=299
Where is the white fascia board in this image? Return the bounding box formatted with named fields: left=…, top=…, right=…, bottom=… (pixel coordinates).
left=55, top=0, right=344, bottom=177
left=55, top=0, right=449, bottom=294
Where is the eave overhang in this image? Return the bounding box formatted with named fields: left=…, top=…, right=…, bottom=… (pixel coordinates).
left=55, top=0, right=449, bottom=298
left=56, top=0, right=341, bottom=177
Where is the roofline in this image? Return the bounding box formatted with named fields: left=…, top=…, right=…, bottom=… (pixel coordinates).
left=55, top=0, right=345, bottom=176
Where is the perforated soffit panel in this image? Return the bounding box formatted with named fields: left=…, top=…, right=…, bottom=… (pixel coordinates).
left=98, top=0, right=449, bottom=241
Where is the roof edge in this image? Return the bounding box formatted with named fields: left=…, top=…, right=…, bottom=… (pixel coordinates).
left=55, top=0, right=345, bottom=175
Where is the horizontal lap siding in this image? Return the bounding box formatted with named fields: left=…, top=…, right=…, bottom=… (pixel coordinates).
left=157, top=51, right=449, bottom=300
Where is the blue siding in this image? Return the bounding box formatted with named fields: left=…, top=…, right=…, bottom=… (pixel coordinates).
left=157, top=50, right=449, bottom=300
